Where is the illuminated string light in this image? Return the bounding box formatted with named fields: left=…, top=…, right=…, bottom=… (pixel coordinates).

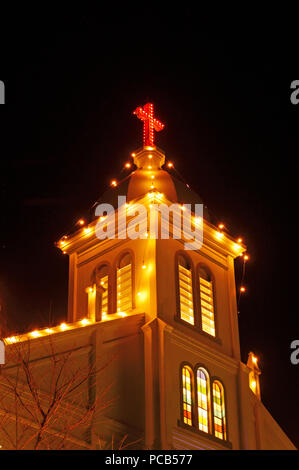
left=60, top=323, right=68, bottom=331
left=111, top=180, right=117, bottom=187
left=237, top=238, right=243, bottom=243
left=218, top=223, right=225, bottom=230
left=250, top=380, right=257, bottom=390
left=167, top=162, right=173, bottom=168
left=125, top=162, right=131, bottom=169
left=131, top=153, right=136, bottom=157
left=78, top=219, right=85, bottom=226
left=240, top=286, right=246, bottom=293
left=6, top=336, right=17, bottom=344
left=244, top=254, right=249, bottom=261
left=30, top=330, right=40, bottom=338
left=80, top=318, right=90, bottom=326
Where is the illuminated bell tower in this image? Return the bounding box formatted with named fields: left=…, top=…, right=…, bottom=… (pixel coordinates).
left=55, top=103, right=295, bottom=450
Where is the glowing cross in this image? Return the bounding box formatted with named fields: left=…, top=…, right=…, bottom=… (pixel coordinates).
left=133, top=103, right=165, bottom=147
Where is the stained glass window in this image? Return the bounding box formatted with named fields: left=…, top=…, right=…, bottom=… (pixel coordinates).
left=212, top=381, right=226, bottom=440
left=182, top=366, right=193, bottom=426
left=178, top=256, right=194, bottom=325
left=197, top=368, right=210, bottom=433
left=117, top=253, right=132, bottom=313
left=199, top=273, right=215, bottom=337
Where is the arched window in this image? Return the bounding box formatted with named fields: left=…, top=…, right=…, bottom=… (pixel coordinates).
left=212, top=381, right=226, bottom=440
left=95, top=264, right=109, bottom=316
left=196, top=367, right=210, bottom=434
left=178, top=255, right=194, bottom=325
left=182, top=365, right=193, bottom=426
left=198, top=267, right=215, bottom=337
left=117, top=253, right=133, bottom=313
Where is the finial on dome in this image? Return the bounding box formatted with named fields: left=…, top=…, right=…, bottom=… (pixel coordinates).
left=132, top=146, right=165, bottom=170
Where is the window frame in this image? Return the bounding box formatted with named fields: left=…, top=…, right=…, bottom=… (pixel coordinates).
left=180, top=363, right=195, bottom=427
left=114, top=249, right=135, bottom=314
left=91, top=261, right=112, bottom=318
left=175, top=251, right=198, bottom=327
left=196, top=263, right=218, bottom=340
left=194, top=364, right=212, bottom=434
left=211, top=378, right=228, bottom=441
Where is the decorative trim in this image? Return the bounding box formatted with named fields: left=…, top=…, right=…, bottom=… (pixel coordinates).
left=166, top=325, right=239, bottom=374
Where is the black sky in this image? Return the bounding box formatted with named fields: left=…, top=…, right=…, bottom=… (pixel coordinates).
left=0, top=6, right=298, bottom=447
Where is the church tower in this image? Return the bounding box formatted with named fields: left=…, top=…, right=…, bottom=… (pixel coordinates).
left=55, top=103, right=295, bottom=450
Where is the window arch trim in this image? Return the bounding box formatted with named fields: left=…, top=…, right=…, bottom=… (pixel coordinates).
left=113, top=249, right=135, bottom=313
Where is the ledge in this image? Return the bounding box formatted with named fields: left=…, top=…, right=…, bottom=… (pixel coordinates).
left=177, top=420, right=232, bottom=449
left=174, top=316, right=222, bottom=346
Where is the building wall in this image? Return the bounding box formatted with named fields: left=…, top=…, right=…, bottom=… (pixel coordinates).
left=1, top=314, right=145, bottom=450
left=69, top=238, right=156, bottom=323
left=163, top=324, right=240, bottom=449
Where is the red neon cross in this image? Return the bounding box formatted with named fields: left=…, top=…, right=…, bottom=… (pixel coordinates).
left=133, top=103, right=165, bottom=147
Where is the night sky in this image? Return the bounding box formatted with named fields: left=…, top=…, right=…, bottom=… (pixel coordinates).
left=1, top=7, right=298, bottom=447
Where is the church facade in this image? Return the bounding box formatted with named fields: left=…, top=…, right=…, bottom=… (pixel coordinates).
left=0, top=105, right=296, bottom=450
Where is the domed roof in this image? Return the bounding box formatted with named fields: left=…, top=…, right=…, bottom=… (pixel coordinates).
left=91, top=146, right=210, bottom=222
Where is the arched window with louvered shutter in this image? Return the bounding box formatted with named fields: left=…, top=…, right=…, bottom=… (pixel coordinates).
left=95, top=264, right=109, bottom=317
left=117, top=253, right=133, bottom=313
left=198, top=266, right=216, bottom=337
left=177, top=255, right=194, bottom=325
